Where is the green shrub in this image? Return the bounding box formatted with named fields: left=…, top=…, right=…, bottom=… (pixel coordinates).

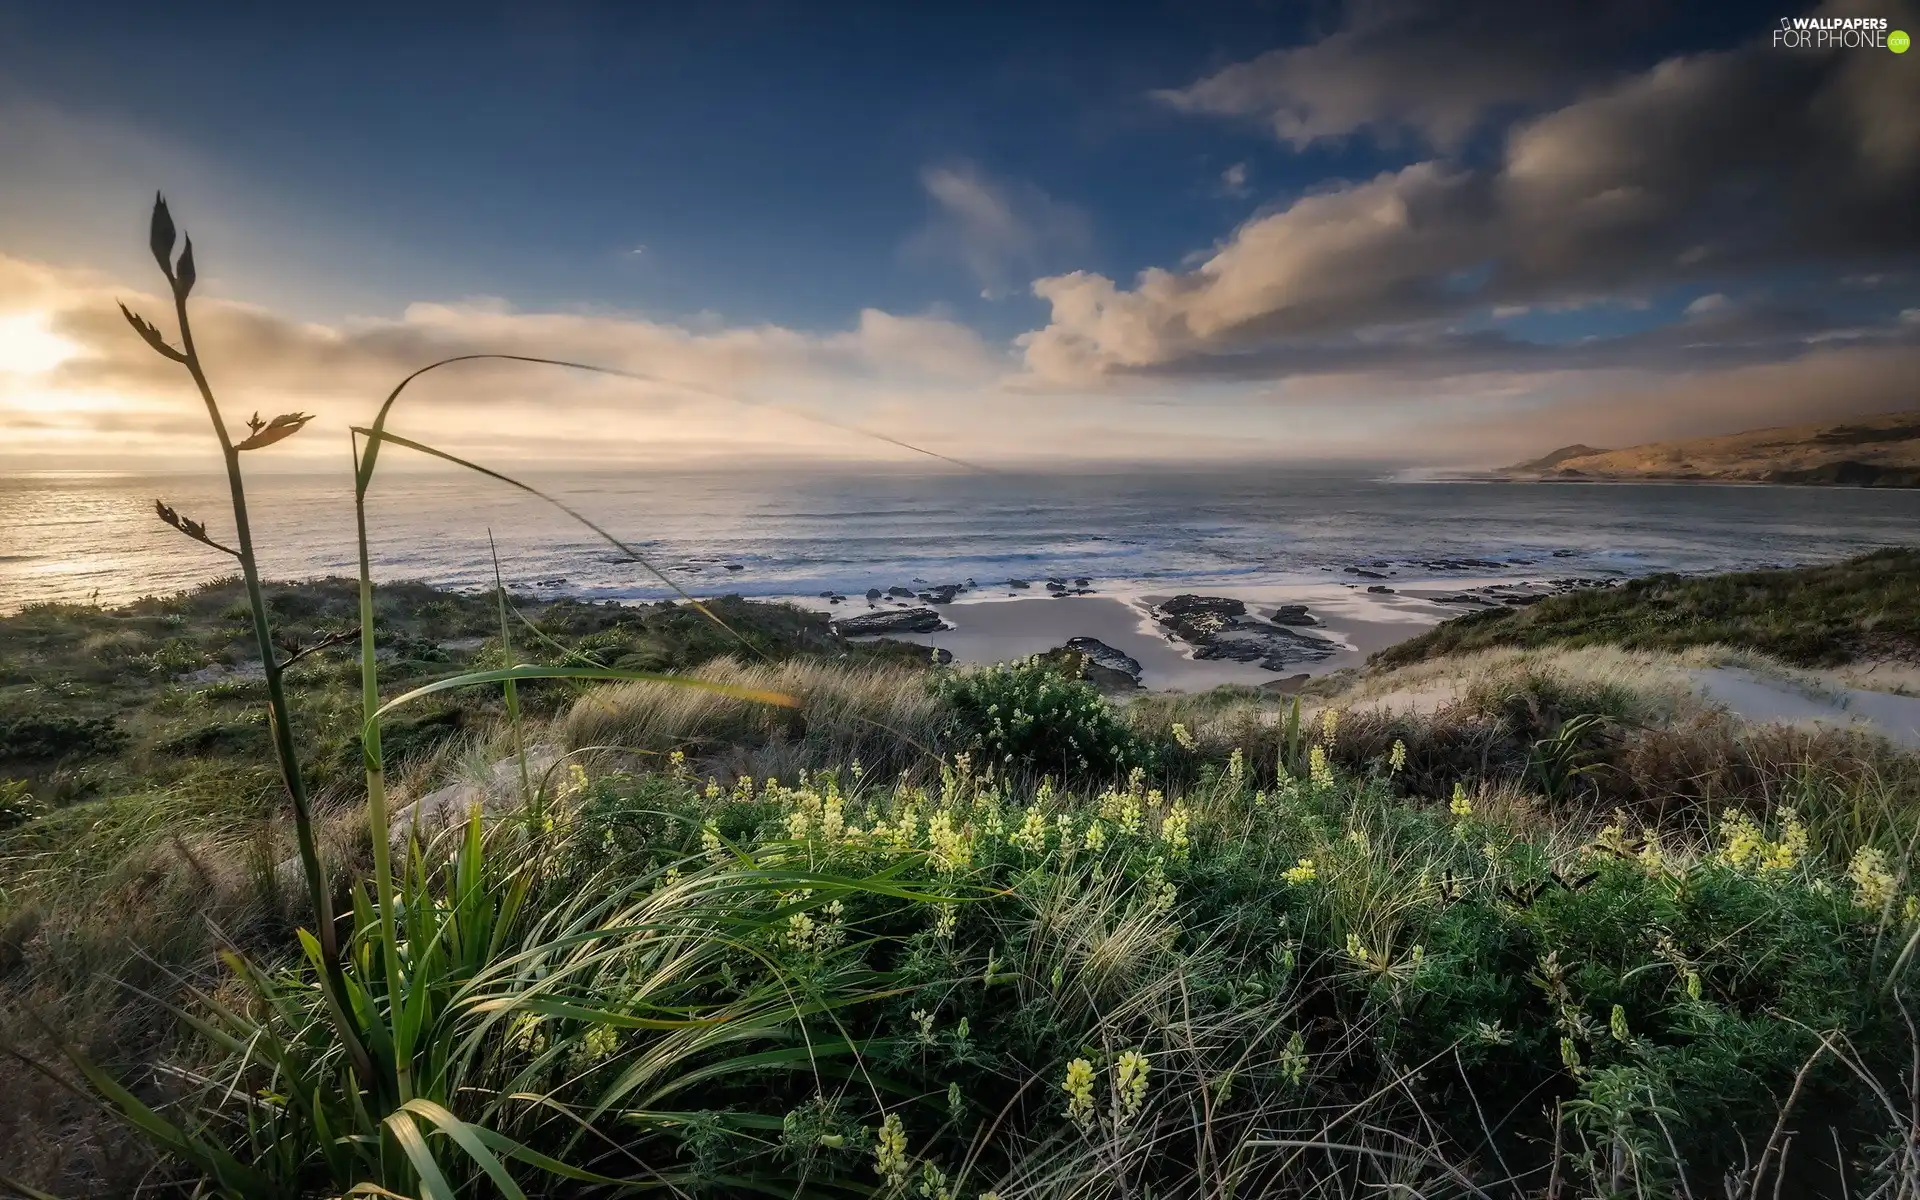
left=936, top=656, right=1147, bottom=779
left=0, top=711, right=128, bottom=763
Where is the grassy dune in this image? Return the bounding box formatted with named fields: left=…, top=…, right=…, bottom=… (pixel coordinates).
left=1373, top=548, right=1920, bottom=670
left=7, top=600, right=1920, bottom=1197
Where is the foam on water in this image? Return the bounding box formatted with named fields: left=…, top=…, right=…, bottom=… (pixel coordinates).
left=3, top=464, right=1917, bottom=612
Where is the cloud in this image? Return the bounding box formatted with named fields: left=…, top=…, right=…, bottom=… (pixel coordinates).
left=0, top=252, right=1009, bottom=469
left=1154, top=0, right=1655, bottom=151
left=905, top=163, right=1092, bottom=297
left=1218, top=162, right=1251, bottom=198
left=1026, top=3, right=1920, bottom=386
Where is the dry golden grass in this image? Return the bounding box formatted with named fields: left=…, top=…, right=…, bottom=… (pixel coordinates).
left=563, top=655, right=946, bottom=781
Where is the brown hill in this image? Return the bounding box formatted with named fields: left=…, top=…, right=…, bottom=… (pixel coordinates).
left=1498, top=411, right=1920, bottom=487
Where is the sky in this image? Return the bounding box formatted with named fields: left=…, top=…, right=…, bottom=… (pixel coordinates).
left=1, top=0, right=1917, bottom=473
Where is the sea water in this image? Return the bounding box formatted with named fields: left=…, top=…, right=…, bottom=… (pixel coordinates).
left=3, top=463, right=1917, bottom=613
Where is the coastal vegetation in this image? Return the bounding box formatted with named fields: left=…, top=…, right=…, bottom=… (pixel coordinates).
left=4, top=200, right=1920, bottom=1199
left=1373, top=548, right=1920, bottom=670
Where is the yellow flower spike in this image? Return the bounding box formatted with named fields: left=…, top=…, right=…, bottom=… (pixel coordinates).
left=1159, top=802, right=1191, bottom=861
left=1062, top=1057, right=1096, bottom=1126
left=1345, top=932, right=1370, bottom=964
left=919, top=1161, right=952, bottom=1200
left=1308, top=745, right=1334, bottom=789
left=1848, top=847, right=1898, bottom=913
left=1171, top=722, right=1196, bottom=751
left=1083, top=819, right=1107, bottom=852
left=873, top=1113, right=908, bottom=1188
left=1013, top=805, right=1048, bottom=853
left=1112, top=1049, right=1150, bottom=1126
left=1280, top=1030, right=1308, bottom=1085
left=1637, top=827, right=1664, bottom=872
left=1560, top=1037, right=1582, bottom=1073
left=1449, top=782, right=1472, bottom=819
left=1320, top=707, right=1339, bottom=746
left=1610, top=1004, right=1630, bottom=1042
left=1388, top=739, right=1406, bottom=774
left=1685, top=970, right=1703, bottom=1002
left=1282, top=857, right=1317, bottom=885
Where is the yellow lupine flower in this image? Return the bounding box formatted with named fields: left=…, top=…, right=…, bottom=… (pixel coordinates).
left=1449, top=783, right=1472, bottom=818
left=1766, top=810, right=1808, bottom=871
left=1160, top=802, right=1191, bottom=861
left=1062, top=1057, right=1096, bottom=1125
left=1849, top=847, right=1898, bottom=913
left=1388, top=739, right=1407, bottom=773
left=1279, top=1030, right=1308, bottom=1085
left=1112, top=1049, right=1150, bottom=1126
left=1308, top=745, right=1334, bottom=788
left=1012, top=805, right=1048, bottom=853
left=1083, top=819, right=1107, bottom=852
left=873, top=1112, right=908, bottom=1187
left=1171, top=722, right=1196, bottom=750
left=1282, top=857, right=1317, bottom=885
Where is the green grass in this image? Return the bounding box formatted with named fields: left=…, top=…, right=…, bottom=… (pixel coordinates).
left=1372, top=548, right=1920, bottom=670
left=0, top=578, right=936, bottom=810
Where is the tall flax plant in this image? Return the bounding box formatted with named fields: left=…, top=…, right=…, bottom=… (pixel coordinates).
left=123, top=194, right=367, bottom=1075
left=75, top=198, right=860, bottom=1196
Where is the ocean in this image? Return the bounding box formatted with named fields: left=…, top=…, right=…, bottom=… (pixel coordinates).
left=3, top=464, right=1917, bottom=614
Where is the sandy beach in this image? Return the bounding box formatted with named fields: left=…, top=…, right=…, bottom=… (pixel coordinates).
left=789, top=580, right=1487, bottom=691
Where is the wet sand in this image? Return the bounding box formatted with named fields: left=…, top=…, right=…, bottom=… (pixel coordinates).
left=802, top=582, right=1458, bottom=692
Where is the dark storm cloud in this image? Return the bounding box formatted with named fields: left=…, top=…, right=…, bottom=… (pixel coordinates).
left=1026, top=0, right=1920, bottom=387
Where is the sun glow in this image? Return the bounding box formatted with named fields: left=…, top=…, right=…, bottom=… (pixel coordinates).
left=0, top=311, right=82, bottom=375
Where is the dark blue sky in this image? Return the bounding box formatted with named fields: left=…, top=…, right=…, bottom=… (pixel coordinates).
left=0, top=1, right=1775, bottom=331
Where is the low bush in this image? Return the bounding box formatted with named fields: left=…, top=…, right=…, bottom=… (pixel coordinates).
left=0, top=710, right=129, bottom=763
left=936, top=654, right=1151, bottom=781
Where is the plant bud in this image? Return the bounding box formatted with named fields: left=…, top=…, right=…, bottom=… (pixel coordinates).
left=174, top=236, right=197, bottom=295
left=149, top=193, right=177, bottom=275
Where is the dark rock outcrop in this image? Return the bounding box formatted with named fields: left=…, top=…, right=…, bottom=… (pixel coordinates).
left=1271, top=604, right=1317, bottom=626
left=1064, top=637, right=1143, bottom=682
left=1152, top=594, right=1336, bottom=670
left=833, top=607, right=947, bottom=636
left=886, top=586, right=915, bottom=598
